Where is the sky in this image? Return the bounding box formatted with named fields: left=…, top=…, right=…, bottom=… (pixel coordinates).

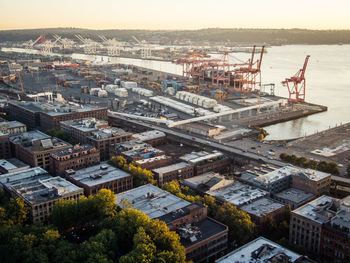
left=1, top=0, right=350, bottom=30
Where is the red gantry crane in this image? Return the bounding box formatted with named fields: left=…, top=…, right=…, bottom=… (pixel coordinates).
left=282, top=55, right=310, bottom=103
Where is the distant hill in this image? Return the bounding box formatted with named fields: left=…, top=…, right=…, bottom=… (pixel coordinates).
left=0, top=28, right=349, bottom=45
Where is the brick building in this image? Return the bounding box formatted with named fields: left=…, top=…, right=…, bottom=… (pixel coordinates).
left=289, top=195, right=340, bottom=255
left=116, top=184, right=228, bottom=263
left=180, top=150, right=231, bottom=176
left=0, top=121, right=27, bottom=135
left=60, top=118, right=109, bottom=144
left=135, top=155, right=172, bottom=170
left=1, top=167, right=83, bottom=223
left=0, top=158, right=30, bottom=174
left=65, top=163, right=133, bottom=196
left=0, top=133, right=11, bottom=159
left=291, top=169, right=331, bottom=196
left=10, top=130, right=71, bottom=170
left=86, top=127, right=133, bottom=161
left=8, top=100, right=107, bottom=131
left=152, top=162, right=195, bottom=186
left=240, top=197, right=288, bottom=225
left=132, top=130, right=167, bottom=146
left=120, top=146, right=165, bottom=162
left=50, top=144, right=100, bottom=176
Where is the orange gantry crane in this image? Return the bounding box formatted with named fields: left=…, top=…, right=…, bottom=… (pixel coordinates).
left=282, top=55, right=310, bottom=102
left=174, top=46, right=265, bottom=92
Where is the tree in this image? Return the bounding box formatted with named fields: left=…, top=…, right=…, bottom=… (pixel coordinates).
left=2, top=197, right=30, bottom=226
left=212, top=203, right=255, bottom=245
left=45, top=129, right=76, bottom=145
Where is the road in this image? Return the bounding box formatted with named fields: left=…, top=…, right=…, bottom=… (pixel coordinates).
left=108, top=112, right=286, bottom=167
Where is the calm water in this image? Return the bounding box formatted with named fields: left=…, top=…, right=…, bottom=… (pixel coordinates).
left=3, top=45, right=350, bottom=140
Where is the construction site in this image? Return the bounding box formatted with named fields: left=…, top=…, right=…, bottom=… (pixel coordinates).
left=0, top=36, right=327, bottom=144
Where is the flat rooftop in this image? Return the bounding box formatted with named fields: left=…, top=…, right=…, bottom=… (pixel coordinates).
left=9, top=100, right=106, bottom=116
left=183, top=172, right=234, bottom=192
left=275, top=188, right=315, bottom=204
left=136, top=155, right=170, bottom=165
left=4, top=174, right=82, bottom=205
left=0, top=167, right=48, bottom=186
left=0, top=121, right=26, bottom=129
left=240, top=197, right=285, bottom=217
left=216, top=236, right=301, bottom=263
left=112, top=139, right=149, bottom=152
left=132, top=130, right=166, bottom=141
left=89, top=127, right=131, bottom=140
left=116, top=184, right=190, bottom=219
left=61, top=117, right=108, bottom=132
left=207, top=181, right=268, bottom=207
left=152, top=162, right=191, bottom=174
left=10, top=130, right=70, bottom=151
left=292, top=195, right=340, bottom=224
left=122, top=146, right=164, bottom=158
left=179, top=217, right=227, bottom=248
left=0, top=158, right=30, bottom=172
left=68, top=163, right=131, bottom=187
left=180, top=150, right=224, bottom=165
left=52, top=144, right=96, bottom=157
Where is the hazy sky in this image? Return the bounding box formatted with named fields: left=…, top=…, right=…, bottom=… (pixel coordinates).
left=1, top=0, right=350, bottom=30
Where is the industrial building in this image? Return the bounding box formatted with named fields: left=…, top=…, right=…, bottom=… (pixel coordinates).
left=50, top=144, right=100, bottom=176
left=116, top=184, right=228, bottom=263
left=65, top=162, right=133, bottom=196
left=2, top=167, right=83, bottom=223
left=10, top=130, right=71, bottom=170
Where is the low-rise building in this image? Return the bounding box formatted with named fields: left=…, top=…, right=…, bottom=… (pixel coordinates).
left=116, top=184, right=228, bottom=263
left=0, top=167, right=48, bottom=188
left=8, top=100, right=107, bottom=130
left=0, top=158, right=30, bottom=174
left=0, top=121, right=27, bottom=135
left=86, top=127, right=133, bottom=161
left=240, top=165, right=292, bottom=194
left=10, top=130, right=71, bottom=170
left=289, top=195, right=340, bottom=255
left=0, top=133, right=11, bottom=159
left=152, top=162, right=195, bottom=186
left=110, top=139, right=149, bottom=155
left=132, top=130, right=167, bottom=146
left=216, top=236, right=303, bottom=263
left=240, top=197, right=288, bottom=225
left=50, top=144, right=100, bottom=176
left=321, top=200, right=350, bottom=263
left=120, top=146, right=165, bottom=162
left=60, top=118, right=109, bottom=144
left=180, top=150, right=231, bottom=176
left=240, top=164, right=331, bottom=196
left=2, top=168, right=83, bottom=223
left=135, top=155, right=172, bottom=170
left=65, top=162, right=133, bottom=196
left=206, top=181, right=269, bottom=207
left=291, top=169, right=331, bottom=196
left=182, top=172, right=234, bottom=194
left=274, top=188, right=315, bottom=209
